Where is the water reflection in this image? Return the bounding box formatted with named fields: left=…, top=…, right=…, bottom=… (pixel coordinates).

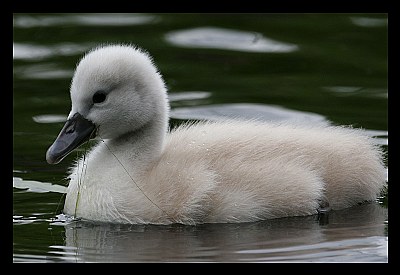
left=169, top=91, right=212, bottom=102
left=350, top=17, right=388, bottom=27
left=165, top=27, right=299, bottom=53
left=13, top=13, right=158, bottom=28
left=32, top=114, right=68, bottom=123
left=323, top=86, right=388, bottom=99
left=13, top=42, right=90, bottom=60
left=14, top=63, right=73, bottom=79
left=56, top=204, right=387, bottom=262
left=13, top=177, right=67, bottom=193
left=170, top=103, right=328, bottom=125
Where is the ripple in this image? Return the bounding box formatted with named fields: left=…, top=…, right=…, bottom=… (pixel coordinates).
left=170, top=103, right=328, bottom=125
left=14, top=63, right=73, bottom=79
left=165, top=27, right=299, bottom=53
left=169, top=91, right=211, bottom=102
left=13, top=216, right=45, bottom=225
left=48, top=214, right=79, bottom=226
left=13, top=177, right=67, bottom=194
left=236, top=236, right=387, bottom=262
left=362, top=129, right=388, bottom=138
left=13, top=169, right=28, bottom=174
left=14, top=13, right=158, bottom=28
left=13, top=42, right=91, bottom=60
left=350, top=17, right=387, bottom=27
left=48, top=245, right=80, bottom=257
left=13, top=253, right=49, bottom=263
left=323, top=86, right=388, bottom=98
left=32, top=114, right=67, bottom=124
left=362, top=129, right=388, bottom=146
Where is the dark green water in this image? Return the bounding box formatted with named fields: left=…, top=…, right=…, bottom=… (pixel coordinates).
left=13, top=13, right=388, bottom=262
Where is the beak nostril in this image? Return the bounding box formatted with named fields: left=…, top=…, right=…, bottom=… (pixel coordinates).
left=65, top=124, right=75, bottom=134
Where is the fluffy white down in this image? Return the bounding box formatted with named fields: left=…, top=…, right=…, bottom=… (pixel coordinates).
left=62, top=44, right=386, bottom=225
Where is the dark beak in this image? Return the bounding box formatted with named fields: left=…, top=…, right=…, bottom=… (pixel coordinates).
left=46, top=112, right=96, bottom=164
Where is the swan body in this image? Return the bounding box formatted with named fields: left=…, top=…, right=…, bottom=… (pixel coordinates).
left=46, top=44, right=386, bottom=225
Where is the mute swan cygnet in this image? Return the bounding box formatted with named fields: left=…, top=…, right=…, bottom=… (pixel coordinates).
left=46, top=44, right=386, bottom=225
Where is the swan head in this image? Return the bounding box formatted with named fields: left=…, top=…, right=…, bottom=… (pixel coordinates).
left=46, top=44, right=168, bottom=164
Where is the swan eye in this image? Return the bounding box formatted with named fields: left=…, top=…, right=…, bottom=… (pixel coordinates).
left=92, top=91, right=106, bottom=104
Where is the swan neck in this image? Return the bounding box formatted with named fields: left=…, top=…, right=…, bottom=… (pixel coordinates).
left=106, top=118, right=167, bottom=165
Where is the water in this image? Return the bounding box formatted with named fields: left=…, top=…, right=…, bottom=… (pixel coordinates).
left=13, top=13, right=388, bottom=262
